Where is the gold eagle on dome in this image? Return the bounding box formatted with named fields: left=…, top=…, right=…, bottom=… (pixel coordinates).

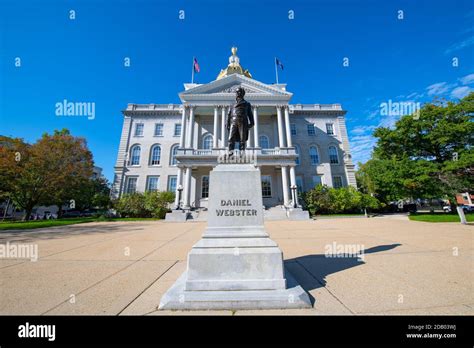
left=217, top=47, right=253, bottom=80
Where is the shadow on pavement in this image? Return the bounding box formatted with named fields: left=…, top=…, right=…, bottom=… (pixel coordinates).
left=285, top=244, right=401, bottom=304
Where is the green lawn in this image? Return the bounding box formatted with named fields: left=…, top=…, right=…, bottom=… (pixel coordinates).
left=409, top=213, right=474, bottom=223
left=0, top=217, right=161, bottom=231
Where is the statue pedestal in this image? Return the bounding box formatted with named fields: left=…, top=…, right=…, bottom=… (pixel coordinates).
left=287, top=207, right=310, bottom=220
left=159, top=164, right=311, bottom=310
left=165, top=210, right=189, bottom=222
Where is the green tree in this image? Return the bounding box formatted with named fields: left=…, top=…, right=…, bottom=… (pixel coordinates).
left=114, top=191, right=174, bottom=218
left=38, top=129, right=94, bottom=217
left=0, top=136, right=48, bottom=220
left=71, top=177, right=111, bottom=211
left=357, top=93, right=474, bottom=207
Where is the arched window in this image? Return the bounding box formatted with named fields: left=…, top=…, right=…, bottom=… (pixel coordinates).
left=130, top=145, right=141, bottom=166
left=309, top=146, right=319, bottom=165
left=329, top=146, right=339, bottom=164
left=294, top=144, right=301, bottom=165
left=170, top=144, right=179, bottom=165
left=259, top=135, right=270, bottom=149
left=149, top=144, right=161, bottom=165
left=202, top=134, right=213, bottom=150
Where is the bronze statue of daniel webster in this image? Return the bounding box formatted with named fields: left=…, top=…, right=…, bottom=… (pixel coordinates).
left=226, top=87, right=254, bottom=152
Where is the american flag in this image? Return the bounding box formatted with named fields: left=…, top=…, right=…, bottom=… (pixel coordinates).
left=193, top=57, right=200, bottom=73
left=275, top=58, right=284, bottom=70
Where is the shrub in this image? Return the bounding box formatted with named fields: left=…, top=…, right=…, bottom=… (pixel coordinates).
left=114, top=191, right=175, bottom=218
left=302, top=185, right=381, bottom=216
left=144, top=191, right=175, bottom=219
left=114, top=193, right=148, bottom=218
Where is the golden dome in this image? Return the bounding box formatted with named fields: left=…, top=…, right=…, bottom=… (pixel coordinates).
left=217, top=47, right=252, bottom=80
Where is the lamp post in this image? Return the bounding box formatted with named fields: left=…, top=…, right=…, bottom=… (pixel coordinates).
left=290, top=184, right=298, bottom=209
left=176, top=185, right=183, bottom=211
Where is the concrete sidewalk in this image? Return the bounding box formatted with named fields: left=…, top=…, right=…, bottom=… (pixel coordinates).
left=0, top=217, right=472, bottom=315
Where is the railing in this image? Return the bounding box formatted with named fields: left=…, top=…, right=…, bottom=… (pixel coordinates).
left=176, top=148, right=296, bottom=157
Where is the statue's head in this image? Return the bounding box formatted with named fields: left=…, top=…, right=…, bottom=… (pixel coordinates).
left=236, top=87, right=245, bottom=100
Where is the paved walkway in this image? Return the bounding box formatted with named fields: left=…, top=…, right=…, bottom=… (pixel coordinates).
left=0, top=217, right=472, bottom=315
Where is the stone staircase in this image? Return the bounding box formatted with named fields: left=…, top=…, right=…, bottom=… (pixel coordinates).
left=263, top=205, right=289, bottom=221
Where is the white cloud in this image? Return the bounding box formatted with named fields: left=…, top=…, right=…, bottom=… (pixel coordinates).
left=349, top=135, right=377, bottom=165
left=406, top=92, right=424, bottom=100
left=445, top=36, right=474, bottom=54
left=351, top=125, right=376, bottom=135
left=426, top=82, right=450, bottom=96
left=460, top=73, right=474, bottom=85
left=378, top=113, right=400, bottom=129
left=367, top=108, right=380, bottom=119
left=451, top=86, right=471, bottom=99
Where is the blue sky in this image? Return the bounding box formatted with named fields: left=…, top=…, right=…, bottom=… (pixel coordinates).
left=1, top=0, right=473, bottom=182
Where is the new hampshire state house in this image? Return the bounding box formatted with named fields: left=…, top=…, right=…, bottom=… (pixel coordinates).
left=111, top=48, right=356, bottom=220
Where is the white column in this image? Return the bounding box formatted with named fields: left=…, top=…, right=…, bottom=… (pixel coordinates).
left=284, top=106, right=292, bottom=147
left=247, top=128, right=254, bottom=148
left=281, top=166, right=290, bottom=207
left=253, top=106, right=260, bottom=148
left=180, top=106, right=188, bottom=148
left=289, top=166, right=299, bottom=206
left=174, top=168, right=183, bottom=207
left=213, top=105, right=219, bottom=148
left=183, top=167, right=192, bottom=209
left=221, top=105, right=227, bottom=148
left=186, top=106, right=195, bottom=148
left=276, top=106, right=286, bottom=148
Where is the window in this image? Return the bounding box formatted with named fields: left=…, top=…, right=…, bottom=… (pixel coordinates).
left=329, top=146, right=339, bottom=164
left=130, top=145, right=141, bottom=166
left=307, top=124, right=315, bottom=136
left=296, top=176, right=304, bottom=193
left=295, top=144, right=301, bottom=165
left=309, top=146, right=319, bottom=165
left=170, top=144, right=179, bottom=165
left=201, top=176, right=209, bottom=198
left=134, top=123, right=144, bottom=136
left=154, top=123, right=164, bottom=136
left=202, top=134, right=213, bottom=150
left=261, top=175, right=272, bottom=197
left=333, top=176, right=343, bottom=188
left=125, top=177, right=137, bottom=194
left=326, top=123, right=334, bottom=135
left=146, top=176, right=160, bottom=192
left=312, top=175, right=323, bottom=188
left=259, top=135, right=270, bottom=149
left=174, top=124, right=181, bottom=137
left=149, top=145, right=161, bottom=165
left=290, top=123, right=297, bottom=136
left=168, top=176, right=177, bottom=192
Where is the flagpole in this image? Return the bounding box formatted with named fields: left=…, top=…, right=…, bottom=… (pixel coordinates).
left=191, top=56, right=195, bottom=83
left=274, top=57, right=279, bottom=84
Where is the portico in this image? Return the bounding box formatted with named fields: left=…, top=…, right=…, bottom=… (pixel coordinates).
left=175, top=89, right=299, bottom=210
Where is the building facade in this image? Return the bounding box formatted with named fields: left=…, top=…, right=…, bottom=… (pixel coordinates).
left=111, top=48, right=356, bottom=210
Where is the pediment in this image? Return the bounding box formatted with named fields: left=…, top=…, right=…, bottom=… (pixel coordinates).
left=180, top=74, right=291, bottom=97
left=217, top=84, right=267, bottom=94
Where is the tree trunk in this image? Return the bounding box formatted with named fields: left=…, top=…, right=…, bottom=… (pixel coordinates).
left=24, top=206, right=33, bottom=221
left=56, top=204, right=63, bottom=218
